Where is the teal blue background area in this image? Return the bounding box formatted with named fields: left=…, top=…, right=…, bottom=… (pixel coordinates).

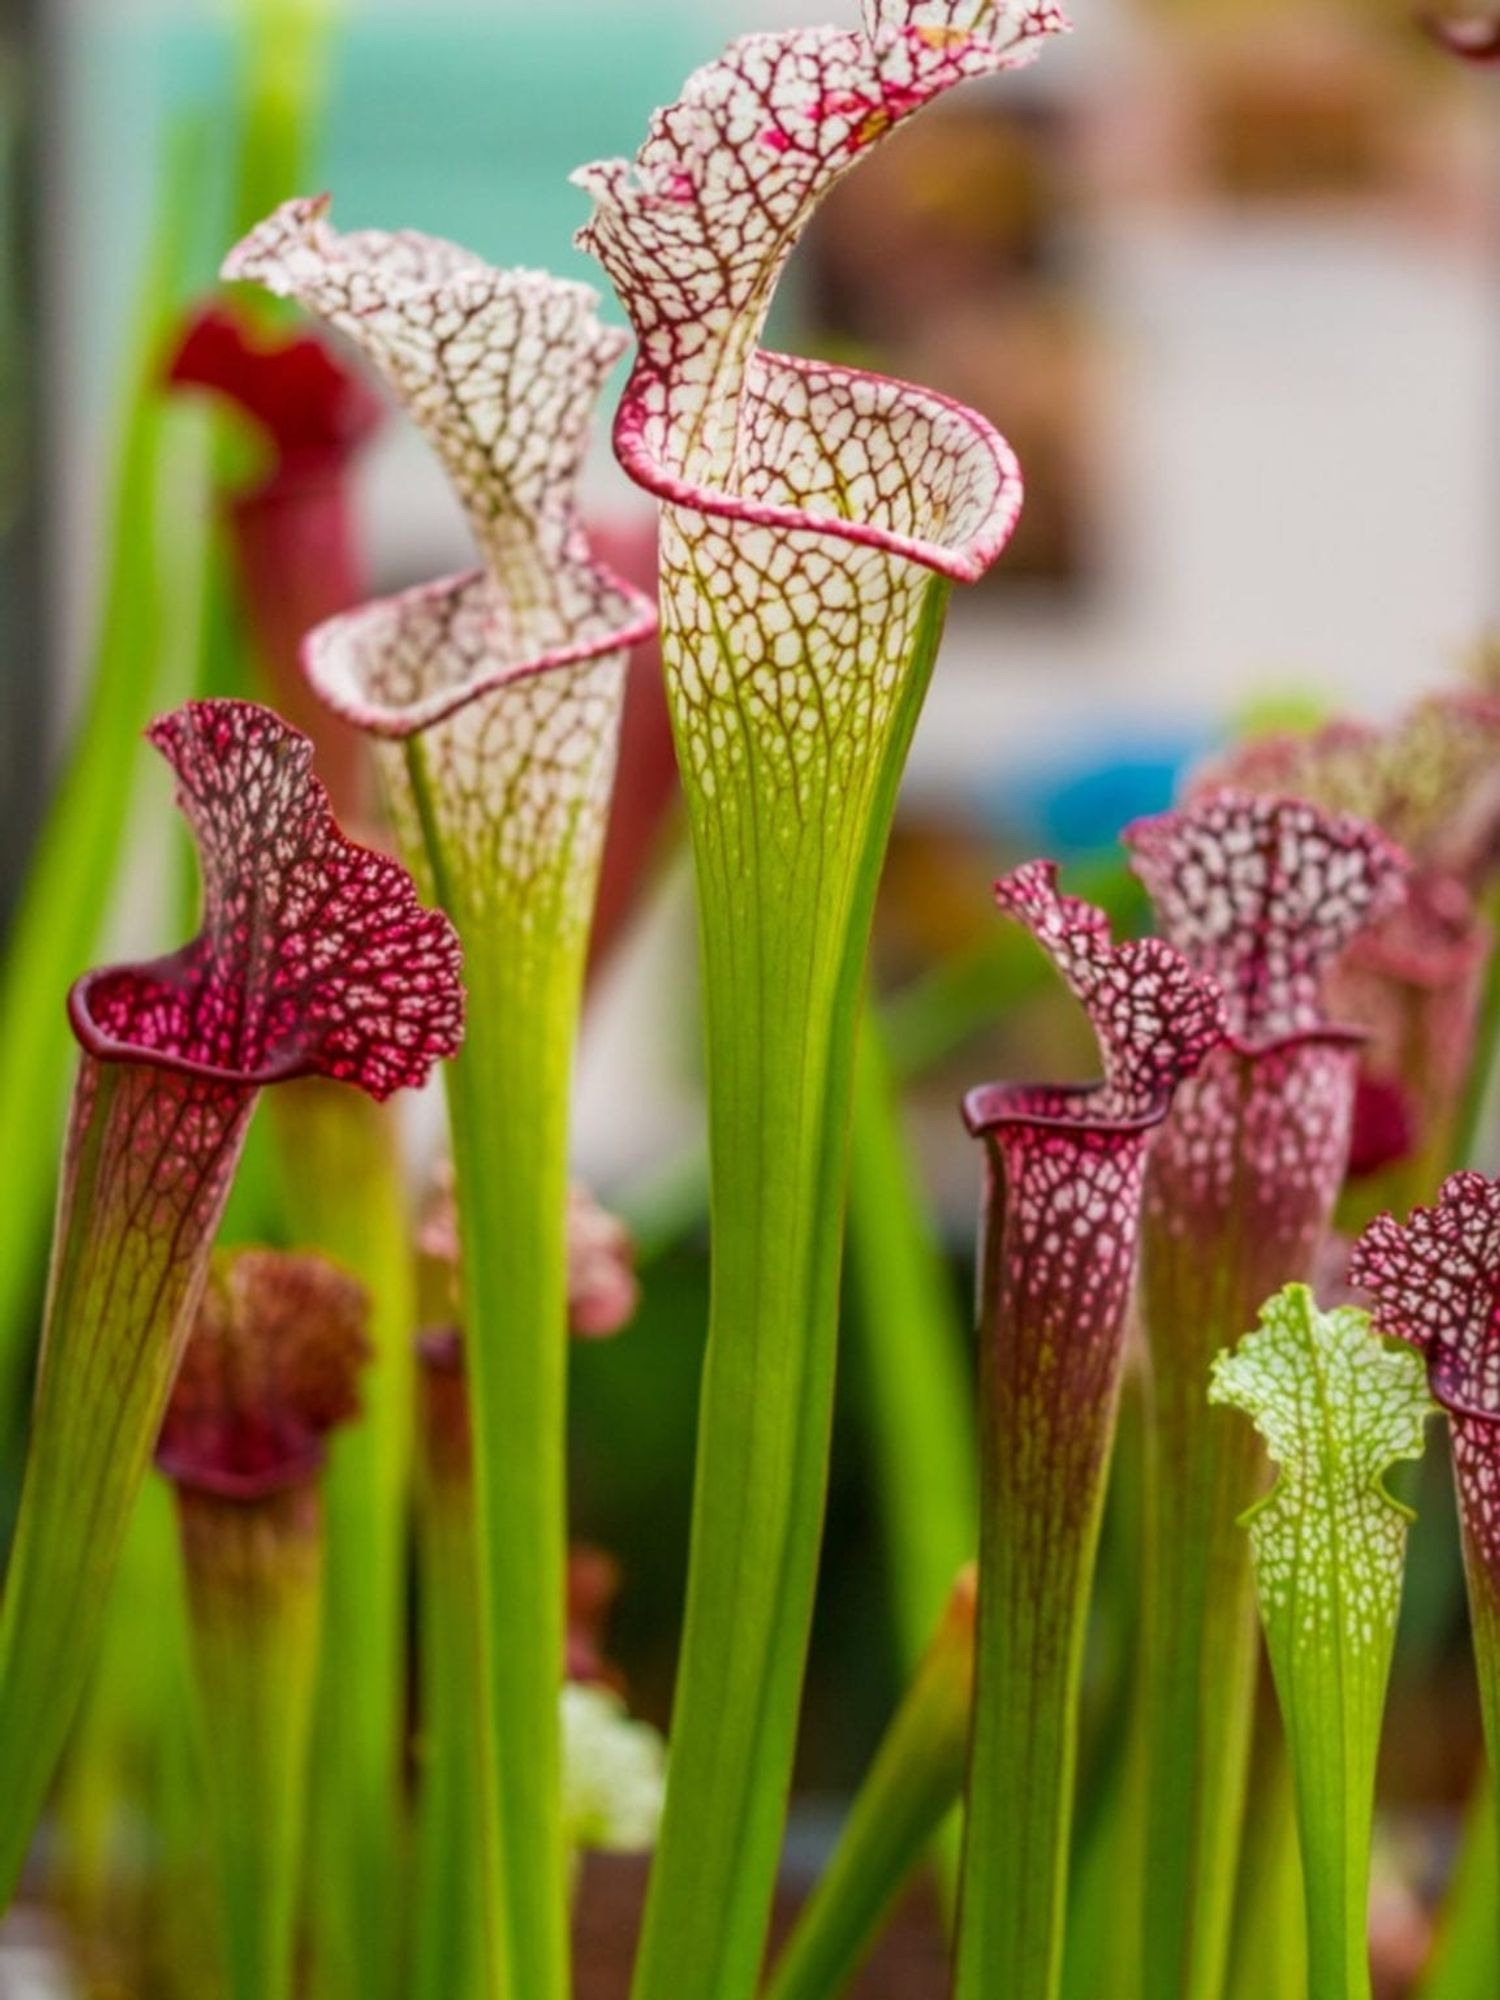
left=319, top=10, right=709, bottom=283
left=66, top=4, right=723, bottom=433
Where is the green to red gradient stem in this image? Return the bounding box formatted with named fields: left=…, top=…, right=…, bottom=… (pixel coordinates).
left=951, top=859, right=1223, bottom=2000
left=1062, top=1368, right=1148, bottom=2000
left=176, top=1485, right=323, bottom=2000
left=0, top=698, right=460, bottom=1915
left=629, top=576, right=951, bottom=2000
left=1138, top=1180, right=1265, bottom=2000
left=1125, top=786, right=1396, bottom=2000
left=1452, top=1458, right=1500, bottom=1982
left=962, top=1378, right=1114, bottom=2000
left=1348, top=1175, right=1500, bottom=1990
left=767, top=1567, right=975, bottom=2000
left=956, top=1126, right=1143, bottom=2000
left=0, top=1062, right=251, bottom=1902
left=1139, top=1091, right=1352, bottom=2000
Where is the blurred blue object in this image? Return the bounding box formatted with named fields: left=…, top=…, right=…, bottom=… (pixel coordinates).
left=977, top=727, right=1214, bottom=855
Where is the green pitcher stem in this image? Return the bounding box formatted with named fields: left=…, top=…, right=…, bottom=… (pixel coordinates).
left=1063, top=1372, right=1149, bottom=2000
left=47, top=1474, right=196, bottom=1963
left=230, top=0, right=334, bottom=240
left=175, top=1484, right=323, bottom=2000
left=405, top=733, right=582, bottom=2000
left=0, top=1061, right=251, bottom=1906
left=413, top=1346, right=488, bottom=2000
left=1140, top=1353, right=1261, bottom=2000
left=442, top=995, right=573, bottom=2000
left=1225, top=1695, right=1305, bottom=2000
left=767, top=1569, right=974, bottom=2000
left=1139, top=1051, right=1308, bottom=2000
left=845, top=1015, right=975, bottom=1912
left=1274, top=1644, right=1378, bottom=2000
left=629, top=576, right=951, bottom=2000
left=270, top=1083, right=413, bottom=2000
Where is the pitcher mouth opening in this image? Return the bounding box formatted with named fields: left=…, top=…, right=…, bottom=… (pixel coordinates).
left=613, top=351, right=1024, bottom=587
left=300, top=565, right=659, bottom=743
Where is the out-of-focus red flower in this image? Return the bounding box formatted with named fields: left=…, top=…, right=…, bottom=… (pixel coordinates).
left=1194, top=696, right=1500, bottom=1194
left=419, top=1167, right=639, bottom=1341
left=156, top=1249, right=370, bottom=1499
left=1421, top=12, right=1500, bottom=63
left=168, top=304, right=384, bottom=818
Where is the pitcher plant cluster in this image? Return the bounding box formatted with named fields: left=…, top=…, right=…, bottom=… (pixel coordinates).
left=4, top=4, right=1500, bottom=2000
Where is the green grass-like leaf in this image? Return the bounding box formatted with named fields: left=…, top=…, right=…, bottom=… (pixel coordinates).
left=766, top=1570, right=974, bottom=2000
left=0, top=141, right=215, bottom=1448
left=846, top=1015, right=976, bottom=1681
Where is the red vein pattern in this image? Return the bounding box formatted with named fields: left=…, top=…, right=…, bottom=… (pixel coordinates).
left=156, top=1249, right=371, bottom=1500
left=1126, top=789, right=1407, bottom=1270
left=309, top=578, right=632, bottom=941
left=1194, top=703, right=1500, bottom=1187
left=226, top=200, right=658, bottom=949
left=573, top=6, right=1069, bottom=878
left=1126, top=790, right=1409, bottom=1042
left=983, top=859, right=1227, bottom=1122
left=964, top=865, right=1222, bottom=1449
left=574, top=1, right=1065, bottom=501
left=572, top=18, right=1070, bottom=1992
left=1195, top=697, right=1500, bottom=887
left=1124, top=788, right=1407, bottom=1999
left=73, top=701, right=464, bottom=1099
left=1128, top=786, right=1408, bottom=1357
left=1351, top=1175, right=1500, bottom=1775
left=1352, top=1175, right=1500, bottom=1568
left=228, top=202, right=661, bottom=2000
left=225, top=197, right=656, bottom=740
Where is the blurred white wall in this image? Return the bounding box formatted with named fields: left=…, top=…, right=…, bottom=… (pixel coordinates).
left=45, top=0, right=1500, bottom=782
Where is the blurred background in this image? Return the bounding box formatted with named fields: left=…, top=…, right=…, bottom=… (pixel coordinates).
left=9, top=0, right=1499, bottom=865
left=0, top=1, right=1497, bottom=1987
